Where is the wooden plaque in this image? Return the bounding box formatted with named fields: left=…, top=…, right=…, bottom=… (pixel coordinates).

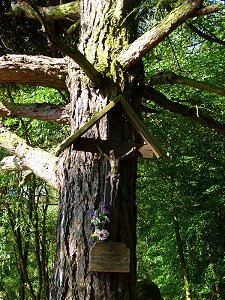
left=89, top=241, right=130, bottom=273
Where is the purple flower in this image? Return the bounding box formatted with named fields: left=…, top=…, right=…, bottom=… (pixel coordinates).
left=103, top=206, right=110, bottom=215
left=90, top=204, right=110, bottom=241
left=90, top=209, right=95, bottom=218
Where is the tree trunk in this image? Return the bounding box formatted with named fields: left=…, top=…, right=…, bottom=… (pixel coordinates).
left=204, top=223, right=221, bottom=300
left=172, top=213, right=192, bottom=300
left=0, top=0, right=222, bottom=299
left=50, top=1, right=141, bottom=299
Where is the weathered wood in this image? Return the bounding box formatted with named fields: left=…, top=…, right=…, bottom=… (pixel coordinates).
left=54, top=100, right=119, bottom=156
left=120, top=99, right=166, bottom=158
left=8, top=1, right=80, bottom=21
left=71, top=137, right=154, bottom=158
left=0, top=102, right=70, bottom=124
left=89, top=241, right=130, bottom=273
left=138, top=144, right=155, bottom=158
left=0, top=55, right=67, bottom=89
left=0, top=126, right=58, bottom=189
left=54, top=97, right=163, bottom=157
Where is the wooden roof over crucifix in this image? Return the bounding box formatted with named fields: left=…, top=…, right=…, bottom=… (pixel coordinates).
left=54, top=98, right=167, bottom=159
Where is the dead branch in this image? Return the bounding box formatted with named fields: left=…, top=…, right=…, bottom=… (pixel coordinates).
left=0, top=125, right=59, bottom=188
left=0, top=55, right=68, bottom=89
left=0, top=102, right=71, bottom=124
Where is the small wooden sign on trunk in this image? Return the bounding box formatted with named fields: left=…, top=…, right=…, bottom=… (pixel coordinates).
left=89, top=241, right=130, bottom=273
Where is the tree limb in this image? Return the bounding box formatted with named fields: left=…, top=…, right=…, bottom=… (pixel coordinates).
left=163, top=2, right=223, bottom=45
left=194, top=4, right=221, bottom=16
left=0, top=125, right=59, bottom=188
left=7, top=1, right=80, bottom=21
left=25, top=0, right=102, bottom=84
left=164, top=2, right=220, bottom=16
left=0, top=55, right=68, bottom=89
left=1, top=155, right=29, bottom=171
left=0, top=102, right=71, bottom=124
left=142, top=86, right=225, bottom=136
left=145, top=71, right=225, bottom=97
left=188, top=23, right=225, bottom=46
left=117, top=0, right=216, bottom=68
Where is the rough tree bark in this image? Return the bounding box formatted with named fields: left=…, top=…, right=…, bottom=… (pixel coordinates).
left=0, top=0, right=222, bottom=299
left=50, top=1, right=141, bottom=298
left=0, top=55, right=67, bottom=89
left=0, top=101, right=71, bottom=124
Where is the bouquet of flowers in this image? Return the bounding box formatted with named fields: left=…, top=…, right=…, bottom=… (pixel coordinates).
left=90, top=204, right=110, bottom=241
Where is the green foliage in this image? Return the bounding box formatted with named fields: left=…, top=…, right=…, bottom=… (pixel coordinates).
left=136, top=4, right=225, bottom=297
left=0, top=85, right=67, bottom=299
left=137, top=115, right=225, bottom=299
left=0, top=85, right=70, bottom=150
left=0, top=0, right=224, bottom=299
left=0, top=158, right=58, bottom=299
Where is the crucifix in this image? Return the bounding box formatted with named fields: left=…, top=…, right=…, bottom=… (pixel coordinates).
left=97, top=145, right=136, bottom=206
left=53, top=98, right=166, bottom=239
left=53, top=98, right=166, bottom=272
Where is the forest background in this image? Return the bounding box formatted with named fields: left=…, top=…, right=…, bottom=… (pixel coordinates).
left=0, top=0, right=224, bottom=299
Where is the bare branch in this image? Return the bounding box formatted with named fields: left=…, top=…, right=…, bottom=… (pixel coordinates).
left=0, top=102, right=71, bottom=124
left=142, top=86, right=225, bottom=136
left=195, top=4, right=221, bottom=16
left=188, top=23, right=225, bottom=46
left=7, top=1, right=80, bottom=21
left=0, top=125, right=59, bottom=188
left=145, top=71, right=225, bottom=96
left=0, top=55, right=68, bottom=89
left=117, top=0, right=204, bottom=68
